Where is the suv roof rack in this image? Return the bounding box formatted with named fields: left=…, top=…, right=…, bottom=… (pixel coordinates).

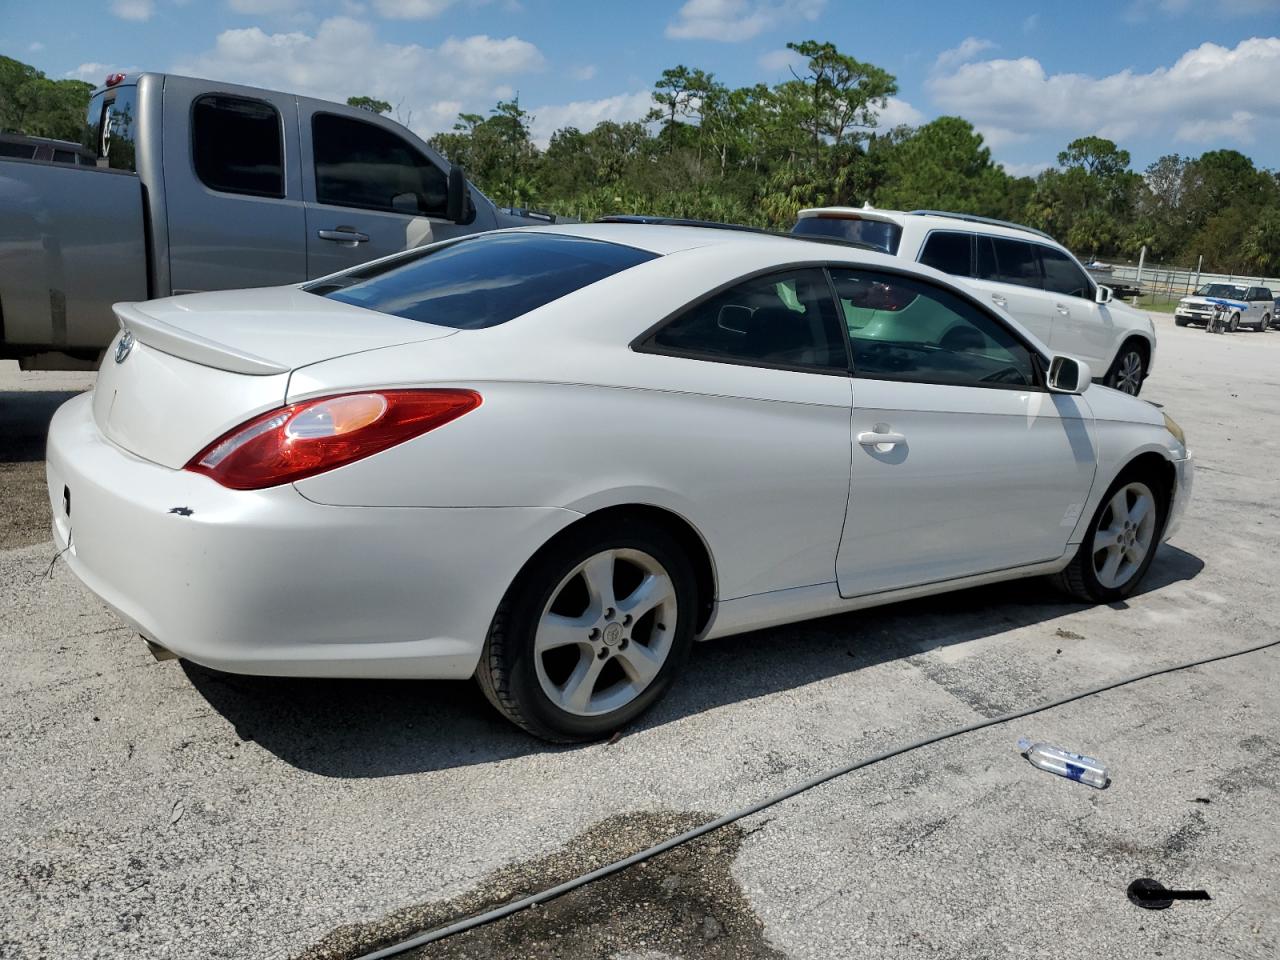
left=907, top=210, right=1054, bottom=242
left=595, top=215, right=879, bottom=252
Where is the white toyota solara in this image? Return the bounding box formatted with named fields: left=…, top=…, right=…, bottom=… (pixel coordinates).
left=47, top=223, right=1194, bottom=741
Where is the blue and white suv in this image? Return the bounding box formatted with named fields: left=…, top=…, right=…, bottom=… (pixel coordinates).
left=1175, top=283, right=1274, bottom=332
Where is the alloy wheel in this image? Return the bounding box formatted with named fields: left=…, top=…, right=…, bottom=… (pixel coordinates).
left=1091, top=482, right=1157, bottom=589
left=533, top=548, right=678, bottom=717
left=1112, top=351, right=1143, bottom=395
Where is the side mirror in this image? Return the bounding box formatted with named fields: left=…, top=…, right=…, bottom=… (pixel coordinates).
left=446, top=165, right=474, bottom=224
left=1048, top=355, right=1092, bottom=394
left=1095, top=284, right=1113, bottom=304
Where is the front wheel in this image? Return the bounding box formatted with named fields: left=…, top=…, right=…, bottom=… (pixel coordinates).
left=1052, top=475, right=1167, bottom=603
left=1230, top=312, right=1241, bottom=332
left=476, top=519, right=697, bottom=742
left=1105, top=344, right=1146, bottom=396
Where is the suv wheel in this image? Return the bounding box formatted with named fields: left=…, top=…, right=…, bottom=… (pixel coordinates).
left=1105, top=344, right=1146, bottom=396
left=1230, top=312, right=1241, bottom=332
left=1259, top=313, right=1270, bottom=332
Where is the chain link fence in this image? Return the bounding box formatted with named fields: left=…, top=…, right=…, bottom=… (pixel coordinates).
left=1090, top=256, right=1279, bottom=311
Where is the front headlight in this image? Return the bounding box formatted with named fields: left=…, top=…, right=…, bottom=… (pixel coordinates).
left=1163, top=412, right=1186, bottom=447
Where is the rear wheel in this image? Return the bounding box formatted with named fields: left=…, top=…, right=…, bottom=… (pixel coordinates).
left=1259, top=313, right=1270, bottom=332
left=1105, top=343, right=1146, bottom=396
left=1053, top=474, right=1167, bottom=603
left=476, top=518, right=697, bottom=742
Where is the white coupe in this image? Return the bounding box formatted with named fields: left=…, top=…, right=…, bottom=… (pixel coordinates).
left=47, top=223, right=1194, bottom=741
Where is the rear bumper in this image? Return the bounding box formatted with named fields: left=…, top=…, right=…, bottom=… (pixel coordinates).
left=1164, top=455, right=1194, bottom=541
left=47, top=393, right=579, bottom=679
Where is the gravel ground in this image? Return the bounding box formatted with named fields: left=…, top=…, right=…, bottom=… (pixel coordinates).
left=1, top=318, right=1277, bottom=960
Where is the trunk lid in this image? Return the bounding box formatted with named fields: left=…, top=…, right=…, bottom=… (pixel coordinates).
left=93, top=286, right=457, bottom=468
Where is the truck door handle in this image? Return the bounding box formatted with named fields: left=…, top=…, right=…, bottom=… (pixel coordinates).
left=1056, top=303, right=1071, bottom=316
left=317, top=228, right=370, bottom=243
left=857, top=431, right=907, bottom=448
left=991, top=294, right=1007, bottom=307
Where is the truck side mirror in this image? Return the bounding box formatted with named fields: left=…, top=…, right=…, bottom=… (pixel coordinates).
left=447, top=165, right=474, bottom=224
left=1095, top=284, right=1113, bottom=304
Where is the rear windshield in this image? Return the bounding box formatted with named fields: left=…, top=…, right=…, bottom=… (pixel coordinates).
left=792, top=216, right=902, bottom=255
left=310, top=232, right=658, bottom=328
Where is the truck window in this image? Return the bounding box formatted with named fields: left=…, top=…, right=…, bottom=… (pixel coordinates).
left=83, top=87, right=138, bottom=171
left=312, top=113, right=448, bottom=217
left=192, top=95, right=284, bottom=198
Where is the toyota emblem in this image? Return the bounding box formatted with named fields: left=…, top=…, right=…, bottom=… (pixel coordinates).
left=115, top=331, right=135, bottom=364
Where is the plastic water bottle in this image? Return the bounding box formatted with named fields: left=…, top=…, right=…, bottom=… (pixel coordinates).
left=1018, top=737, right=1110, bottom=789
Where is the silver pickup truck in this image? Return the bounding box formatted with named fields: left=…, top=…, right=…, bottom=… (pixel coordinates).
left=0, top=72, right=540, bottom=370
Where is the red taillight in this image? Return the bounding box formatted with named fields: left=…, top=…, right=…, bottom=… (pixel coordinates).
left=105, top=73, right=126, bottom=87
left=186, top=389, right=481, bottom=490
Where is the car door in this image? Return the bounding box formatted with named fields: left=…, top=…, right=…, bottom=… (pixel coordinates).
left=829, top=266, right=1097, bottom=598
left=1038, top=244, right=1112, bottom=367
left=162, top=80, right=307, bottom=293
left=964, top=234, right=1057, bottom=347
left=300, top=108, right=466, bottom=278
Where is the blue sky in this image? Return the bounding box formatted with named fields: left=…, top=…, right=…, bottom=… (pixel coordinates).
left=5, top=0, right=1280, bottom=174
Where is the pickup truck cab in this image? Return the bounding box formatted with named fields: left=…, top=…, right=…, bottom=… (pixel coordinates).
left=0, top=72, right=538, bottom=369
left=792, top=207, right=1158, bottom=396
left=1175, top=282, right=1273, bottom=331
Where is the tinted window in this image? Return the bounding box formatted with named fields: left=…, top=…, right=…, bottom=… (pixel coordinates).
left=0, top=141, right=35, bottom=159
left=313, top=232, right=655, bottom=328
left=313, top=113, right=447, bottom=216
left=646, top=269, right=848, bottom=372
left=918, top=231, right=972, bottom=276
left=83, top=87, right=138, bottom=172
left=192, top=95, right=283, bottom=197
left=976, top=236, right=1041, bottom=288
left=1038, top=246, right=1092, bottom=298
left=1195, top=283, right=1247, bottom=299
left=1261, top=289, right=1274, bottom=301
left=792, top=216, right=902, bottom=254
left=831, top=268, right=1037, bottom=388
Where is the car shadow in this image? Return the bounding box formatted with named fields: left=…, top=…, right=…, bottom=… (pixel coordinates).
left=184, top=545, right=1204, bottom=778
left=0, top=391, right=84, bottom=462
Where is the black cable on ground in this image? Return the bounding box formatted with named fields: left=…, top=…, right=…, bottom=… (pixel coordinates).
left=356, top=636, right=1280, bottom=960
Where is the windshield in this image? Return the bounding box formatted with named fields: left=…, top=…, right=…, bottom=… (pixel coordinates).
left=1194, top=283, right=1247, bottom=299
left=309, top=231, right=658, bottom=328
left=792, top=216, right=902, bottom=254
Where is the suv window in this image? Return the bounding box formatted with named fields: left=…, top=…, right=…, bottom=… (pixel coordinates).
left=976, top=236, right=1042, bottom=289
left=1038, top=246, right=1092, bottom=299
left=645, top=269, right=847, bottom=371
left=1260, top=288, right=1274, bottom=301
left=830, top=268, right=1037, bottom=389
left=313, top=113, right=447, bottom=216
left=918, top=231, right=972, bottom=276
left=192, top=95, right=283, bottom=197
left=313, top=232, right=656, bottom=328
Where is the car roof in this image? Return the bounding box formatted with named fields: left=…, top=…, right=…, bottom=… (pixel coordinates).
left=797, top=206, right=1056, bottom=244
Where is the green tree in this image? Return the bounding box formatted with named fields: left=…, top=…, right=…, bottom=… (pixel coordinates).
left=346, top=95, right=392, bottom=115
left=0, top=56, right=93, bottom=140
left=780, top=40, right=897, bottom=169
left=873, top=117, right=1010, bottom=215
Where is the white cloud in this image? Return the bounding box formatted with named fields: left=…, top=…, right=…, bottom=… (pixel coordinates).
left=372, top=0, right=458, bottom=17
left=875, top=96, right=925, bottom=129
left=28, top=41, right=45, bottom=52
left=111, top=0, right=154, bottom=20
left=570, top=64, right=598, bottom=81
left=928, top=36, right=1280, bottom=147
left=66, top=62, right=139, bottom=82
left=527, top=91, right=655, bottom=146
left=757, top=47, right=805, bottom=73
left=227, top=0, right=303, bottom=12
left=1176, top=109, right=1256, bottom=143
left=174, top=18, right=544, bottom=137
left=934, top=36, right=996, bottom=70
left=666, top=0, right=825, bottom=43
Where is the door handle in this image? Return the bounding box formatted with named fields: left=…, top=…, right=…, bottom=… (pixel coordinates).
left=1056, top=303, right=1071, bottom=316
left=317, top=228, right=370, bottom=243
left=857, top=431, right=907, bottom=448
left=991, top=294, right=1007, bottom=307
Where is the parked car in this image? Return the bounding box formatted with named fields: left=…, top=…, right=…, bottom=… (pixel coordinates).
left=1174, top=282, right=1273, bottom=331
left=47, top=223, right=1193, bottom=740
left=0, top=72, right=544, bottom=370
left=792, top=207, right=1157, bottom=396
left=0, top=132, right=96, bottom=166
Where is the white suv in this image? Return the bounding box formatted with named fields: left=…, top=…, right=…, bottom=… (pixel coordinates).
left=793, top=207, right=1157, bottom=395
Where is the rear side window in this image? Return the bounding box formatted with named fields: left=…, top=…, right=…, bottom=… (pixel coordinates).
left=312, top=232, right=656, bottom=328
left=643, top=269, right=848, bottom=372
left=83, top=86, right=139, bottom=172
left=792, top=216, right=902, bottom=254
left=0, top=141, right=35, bottom=159
left=192, top=95, right=283, bottom=198
left=313, top=113, right=448, bottom=216
left=1039, top=246, right=1092, bottom=299
left=918, top=231, right=972, bottom=277
left=976, top=236, right=1042, bottom=289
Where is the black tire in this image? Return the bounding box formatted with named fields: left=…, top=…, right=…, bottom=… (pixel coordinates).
left=1175, top=317, right=1189, bottom=327
left=1104, top=341, right=1147, bottom=396
left=1259, top=314, right=1270, bottom=332
left=1229, top=312, right=1240, bottom=332
left=1052, top=469, right=1169, bottom=604
left=476, top=516, right=698, bottom=742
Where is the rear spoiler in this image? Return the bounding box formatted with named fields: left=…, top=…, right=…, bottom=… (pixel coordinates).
left=113, top=302, right=288, bottom=376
